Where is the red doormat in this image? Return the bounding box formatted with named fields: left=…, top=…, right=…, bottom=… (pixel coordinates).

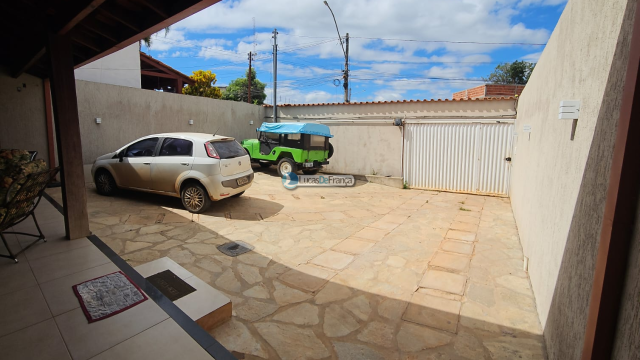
left=72, top=271, right=148, bottom=323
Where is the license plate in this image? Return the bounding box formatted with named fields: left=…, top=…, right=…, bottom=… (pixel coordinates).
left=303, top=162, right=314, bottom=168
left=237, top=176, right=249, bottom=186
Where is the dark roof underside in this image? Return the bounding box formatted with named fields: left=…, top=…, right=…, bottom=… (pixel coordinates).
left=0, top=0, right=220, bottom=79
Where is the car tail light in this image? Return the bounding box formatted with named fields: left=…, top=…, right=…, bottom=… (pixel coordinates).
left=205, top=142, right=220, bottom=159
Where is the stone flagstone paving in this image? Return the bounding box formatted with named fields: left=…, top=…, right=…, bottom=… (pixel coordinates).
left=48, top=168, right=546, bottom=359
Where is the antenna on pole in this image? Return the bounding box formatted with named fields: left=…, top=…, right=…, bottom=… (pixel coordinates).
left=272, top=28, right=278, bottom=123
left=252, top=17, right=257, bottom=54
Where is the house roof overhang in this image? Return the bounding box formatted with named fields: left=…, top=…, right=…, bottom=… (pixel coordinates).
left=140, top=51, right=194, bottom=85
left=0, top=0, right=221, bottom=79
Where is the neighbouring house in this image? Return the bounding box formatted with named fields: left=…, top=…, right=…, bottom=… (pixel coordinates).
left=75, top=46, right=198, bottom=94
left=452, top=84, right=525, bottom=100
left=140, top=52, right=195, bottom=93
left=74, top=43, right=142, bottom=88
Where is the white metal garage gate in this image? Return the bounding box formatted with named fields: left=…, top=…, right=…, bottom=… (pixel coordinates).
left=402, top=120, right=515, bottom=196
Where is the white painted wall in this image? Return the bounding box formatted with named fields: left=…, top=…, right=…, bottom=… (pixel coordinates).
left=75, top=43, right=141, bottom=88
left=0, top=68, right=50, bottom=165
left=265, top=98, right=516, bottom=121
left=76, top=80, right=264, bottom=165
left=270, top=99, right=516, bottom=178
left=510, top=0, right=636, bottom=358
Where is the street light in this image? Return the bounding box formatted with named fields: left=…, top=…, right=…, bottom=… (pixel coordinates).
left=323, top=1, right=349, bottom=103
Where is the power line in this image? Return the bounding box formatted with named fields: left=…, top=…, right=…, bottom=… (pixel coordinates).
left=280, top=33, right=547, bottom=46
left=350, top=76, right=486, bottom=83
left=349, top=36, right=546, bottom=46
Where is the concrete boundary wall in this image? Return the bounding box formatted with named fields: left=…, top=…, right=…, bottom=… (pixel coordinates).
left=0, top=69, right=50, bottom=165
left=273, top=99, right=516, bottom=178
left=75, top=80, right=265, bottom=165
left=509, top=0, right=636, bottom=358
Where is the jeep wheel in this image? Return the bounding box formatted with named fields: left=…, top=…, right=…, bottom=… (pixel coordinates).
left=302, top=169, right=319, bottom=175
left=277, top=158, right=297, bottom=177
left=327, top=142, right=334, bottom=159
left=181, top=182, right=212, bottom=213
left=95, top=170, right=118, bottom=196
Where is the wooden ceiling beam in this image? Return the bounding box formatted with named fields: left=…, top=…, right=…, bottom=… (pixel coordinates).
left=98, top=4, right=143, bottom=32
left=73, top=32, right=104, bottom=52
left=136, top=0, right=169, bottom=18
left=57, top=0, right=108, bottom=35
left=81, top=21, right=122, bottom=42
left=12, top=0, right=107, bottom=77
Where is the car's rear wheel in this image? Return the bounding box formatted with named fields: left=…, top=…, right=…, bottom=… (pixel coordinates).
left=277, top=158, right=297, bottom=177
left=95, top=170, right=117, bottom=196
left=259, top=161, right=271, bottom=168
left=327, top=142, right=334, bottom=159
left=181, top=182, right=211, bottom=213
left=302, top=169, right=319, bottom=175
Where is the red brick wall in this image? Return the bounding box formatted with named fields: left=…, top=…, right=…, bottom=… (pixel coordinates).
left=453, top=85, right=485, bottom=100
left=452, top=84, right=525, bottom=99
left=485, top=84, right=525, bottom=97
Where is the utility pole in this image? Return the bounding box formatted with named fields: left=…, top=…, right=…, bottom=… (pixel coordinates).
left=247, top=52, right=254, bottom=104
left=344, top=33, right=349, bottom=103
left=323, top=1, right=349, bottom=103
left=272, top=28, right=278, bottom=122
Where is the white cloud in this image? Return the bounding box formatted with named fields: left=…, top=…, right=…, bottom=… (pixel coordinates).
left=175, top=0, right=551, bottom=58
left=522, top=51, right=543, bottom=62
left=374, top=89, right=404, bottom=101
left=144, top=0, right=562, bottom=104
left=518, top=0, right=566, bottom=7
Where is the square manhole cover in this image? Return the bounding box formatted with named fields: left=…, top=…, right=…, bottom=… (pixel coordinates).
left=146, top=269, right=196, bottom=301
left=217, top=241, right=254, bottom=257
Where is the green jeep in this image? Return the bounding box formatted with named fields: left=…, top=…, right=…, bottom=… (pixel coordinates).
left=241, top=122, right=334, bottom=177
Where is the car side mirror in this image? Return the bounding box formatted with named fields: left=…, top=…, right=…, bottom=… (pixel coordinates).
left=118, top=151, right=124, bottom=162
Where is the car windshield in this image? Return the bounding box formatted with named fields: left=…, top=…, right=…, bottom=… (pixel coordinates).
left=211, top=140, right=246, bottom=159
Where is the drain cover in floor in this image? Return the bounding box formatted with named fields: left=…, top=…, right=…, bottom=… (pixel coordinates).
left=217, top=241, right=254, bottom=257
left=146, top=270, right=196, bottom=301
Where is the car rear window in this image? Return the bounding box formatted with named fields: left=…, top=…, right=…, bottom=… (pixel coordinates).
left=211, top=140, right=247, bottom=159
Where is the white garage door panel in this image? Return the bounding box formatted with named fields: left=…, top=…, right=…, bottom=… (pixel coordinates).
left=403, top=122, right=513, bottom=196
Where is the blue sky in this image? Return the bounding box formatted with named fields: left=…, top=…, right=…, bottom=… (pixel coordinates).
left=141, top=0, right=567, bottom=104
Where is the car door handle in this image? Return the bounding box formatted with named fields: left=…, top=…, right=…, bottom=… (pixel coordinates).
left=180, top=163, right=190, bottom=166
left=143, top=162, right=151, bottom=165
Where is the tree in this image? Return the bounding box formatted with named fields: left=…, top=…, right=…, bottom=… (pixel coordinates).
left=140, top=27, right=170, bottom=50
left=221, top=68, right=267, bottom=105
left=483, top=60, right=536, bottom=85
left=182, top=70, right=222, bottom=99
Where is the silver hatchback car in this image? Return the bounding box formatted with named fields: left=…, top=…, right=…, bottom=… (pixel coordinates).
left=91, top=133, right=253, bottom=213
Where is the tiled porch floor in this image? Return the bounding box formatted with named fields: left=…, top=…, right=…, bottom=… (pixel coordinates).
left=0, top=200, right=214, bottom=360
left=45, top=167, right=547, bottom=360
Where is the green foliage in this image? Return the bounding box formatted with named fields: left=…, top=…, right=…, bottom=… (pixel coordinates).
left=222, top=68, right=267, bottom=105
left=403, top=181, right=409, bottom=189
left=483, top=60, right=536, bottom=85
left=182, top=70, right=222, bottom=99
left=140, top=26, right=170, bottom=50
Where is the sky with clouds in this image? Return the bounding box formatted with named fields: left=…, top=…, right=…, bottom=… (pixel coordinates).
left=141, top=0, right=567, bottom=104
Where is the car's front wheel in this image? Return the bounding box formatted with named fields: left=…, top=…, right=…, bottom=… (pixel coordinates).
left=277, top=158, right=297, bottom=177
left=95, top=170, right=118, bottom=196
left=181, top=182, right=212, bottom=213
